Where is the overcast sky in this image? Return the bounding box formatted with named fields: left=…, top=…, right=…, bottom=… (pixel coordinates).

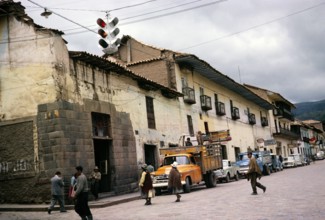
left=17, top=0, right=325, bottom=104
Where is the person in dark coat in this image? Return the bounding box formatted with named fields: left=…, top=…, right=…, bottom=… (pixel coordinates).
left=139, top=164, right=154, bottom=205
left=48, top=171, right=66, bottom=214
left=72, top=166, right=93, bottom=220
left=247, top=151, right=266, bottom=195
left=168, top=162, right=182, bottom=202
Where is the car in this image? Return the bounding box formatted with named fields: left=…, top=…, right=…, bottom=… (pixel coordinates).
left=289, top=154, right=304, bottom=166
left=214, top=160, right=240, bottom=183
left=316, top=151, right=324, bottom=160
left=283, top=156, right=296, bottom=168
left=271, top=154, right=283, bottom=171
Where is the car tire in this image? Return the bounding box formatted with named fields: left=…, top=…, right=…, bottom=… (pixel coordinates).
left=235, top=172, right=239, bottom=181
left=183, top=177, right=191, bottom=193
left=225, top=173, right=230, bottom=183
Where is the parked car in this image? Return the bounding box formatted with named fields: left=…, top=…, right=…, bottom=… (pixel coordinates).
left=236, top=151, right=271, bottom=177
left=271, top=154, right=283, bottom=171
left=290, top=154, right=304, bottom=166
left=214, top=160, right=240, bottom=183
left=316, top=151, right=324, bottom=160
left=283, top=156, right=296, bottom=168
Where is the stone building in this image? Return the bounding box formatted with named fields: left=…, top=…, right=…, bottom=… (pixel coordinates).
left=0, top=1, right=182, bottom=203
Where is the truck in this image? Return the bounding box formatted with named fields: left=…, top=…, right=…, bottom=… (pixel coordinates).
left=214, top=159, right=240, bottom=183
left=236, top=151, right=272, bottom=177
left=152, top=138, right=222, bottom=195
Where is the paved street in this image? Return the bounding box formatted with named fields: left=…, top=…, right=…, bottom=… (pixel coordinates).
left=1, top=160, right=325, bottom=220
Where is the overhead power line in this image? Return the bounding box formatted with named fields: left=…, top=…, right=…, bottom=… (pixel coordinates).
left=178, top=1, right=325, bottom=51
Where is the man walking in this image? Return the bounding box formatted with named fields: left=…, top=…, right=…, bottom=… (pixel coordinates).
left=247, top=151, right=266, bottom=195
left=72, top=166, right=93, bottom=220
left=48, top=171, right=66, bottom=214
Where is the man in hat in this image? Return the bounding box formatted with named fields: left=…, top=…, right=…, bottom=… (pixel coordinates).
left=90, top=166, right=101, bottom=200
left=247, top=151, right=266, bottom=195
left=168, top=162, right=182, bottom=202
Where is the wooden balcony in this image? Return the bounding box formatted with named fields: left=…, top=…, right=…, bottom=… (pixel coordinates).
left=182, top=87, right=196, bottom=104
left=200, top=95, right=212, bottom=111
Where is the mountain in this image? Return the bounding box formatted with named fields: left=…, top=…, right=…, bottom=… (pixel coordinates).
left=292, top=99, right=325, bottom=122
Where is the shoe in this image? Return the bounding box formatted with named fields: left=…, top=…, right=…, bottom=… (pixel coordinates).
left=60, top=210, right=67, bottom=213
left=263, top=187, right=266, bottom=193
left=251, top=192, right=258, bottom=195
left=48, top=209, right=51, bottom=214
left=175, top=199, right=180, bottom=202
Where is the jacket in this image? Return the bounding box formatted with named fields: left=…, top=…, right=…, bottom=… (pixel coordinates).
left=247, top=157, right=262, bottom=180
left=74, top=173, right=88, bottom=196
left=51, top=175, right=64, bottom=196
left=168, top=167, right=182, bottom=190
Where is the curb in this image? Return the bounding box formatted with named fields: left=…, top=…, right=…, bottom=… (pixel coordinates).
left=0, top=196, right=140, bottom=212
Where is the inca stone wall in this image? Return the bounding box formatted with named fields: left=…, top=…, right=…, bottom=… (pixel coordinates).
left=0, top=100, right=138, bottom=203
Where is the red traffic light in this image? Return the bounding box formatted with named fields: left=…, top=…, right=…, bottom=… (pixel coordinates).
left=97, top=18, right=106, bottom=28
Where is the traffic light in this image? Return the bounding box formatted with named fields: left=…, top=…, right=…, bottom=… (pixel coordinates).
left=97, top=16, right=121, bottom=54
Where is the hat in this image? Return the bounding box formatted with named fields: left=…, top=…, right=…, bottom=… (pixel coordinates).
left=94, top=166, right=99, bottom=170
left=171, top=161, right=178, bottom=168
left=141, top=164, right=147, bottom=170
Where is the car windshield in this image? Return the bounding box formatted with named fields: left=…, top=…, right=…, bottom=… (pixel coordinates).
left=284, top=156, right=294, bottom=161
left=164, top=156, right=190, bottom=165
left=239, top=154, right=249, bottom=160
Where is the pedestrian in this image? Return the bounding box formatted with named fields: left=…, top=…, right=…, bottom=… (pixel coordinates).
left=90, top=166, right=101, bottom=200
left=279, top=155, right=283, bottom=163
left=69, top=172, right=79, bottom=199
left=247, top=151, right=266, bottom=195
left=168, top=161, right=182, bottom=202
left=139, top=164, right=154, bottom=205
left=185, top=137, right=193, bottom=146
left=196, top=131, right=203, bottom=145
left=48, top=171, right=67, bottom=214
left=72, top=166, right=93, bottom=220
left=147, top=164, right=154, bottom=173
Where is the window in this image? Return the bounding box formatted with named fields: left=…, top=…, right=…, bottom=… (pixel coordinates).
left=146, top=96, right=156, bottom=129
left=187, top=115, right=194, bottom=136
left=92, top=112, right=111, bottom=138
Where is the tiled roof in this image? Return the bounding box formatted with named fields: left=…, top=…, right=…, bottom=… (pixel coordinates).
left=69, top=51, right=183, bottom=98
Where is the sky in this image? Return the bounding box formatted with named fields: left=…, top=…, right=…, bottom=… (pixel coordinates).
left=16, top=0, right=325, bottom=104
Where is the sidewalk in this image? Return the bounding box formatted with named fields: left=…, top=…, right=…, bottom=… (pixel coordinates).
left=0, top=191, right=141, bottom=212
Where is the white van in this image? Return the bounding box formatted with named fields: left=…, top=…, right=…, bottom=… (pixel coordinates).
left=289, top=154, right=304, bottom=166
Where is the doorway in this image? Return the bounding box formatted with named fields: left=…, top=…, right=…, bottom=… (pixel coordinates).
left=144, top=144, right=157, bottom=170
left=93, top=139, right=112, bottom=192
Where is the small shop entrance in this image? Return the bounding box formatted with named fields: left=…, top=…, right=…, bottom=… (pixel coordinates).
left=93, top=139, right=112, bottom=192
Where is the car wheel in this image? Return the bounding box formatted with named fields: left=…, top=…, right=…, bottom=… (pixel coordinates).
left=155, top=188, right=161, bottom=196
left=183, top=177, right=191, bottom=193
left=235, top=172, right=239, bottom=181
left=225, top=173, right=230, bottom=183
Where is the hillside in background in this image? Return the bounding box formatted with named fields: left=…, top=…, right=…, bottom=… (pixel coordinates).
left=292, top=99, right=325, bottom=122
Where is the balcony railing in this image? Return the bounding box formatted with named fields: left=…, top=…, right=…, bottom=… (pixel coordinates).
left=273, top=127, right=300, bottom=140
left=182, top=87, right=196, bottom=104
left=261, top=117, right=268, bottom=127
left=216, top=102, right=226, bottom=116
left=200, top=95, right=212, bottom=111
left=231, top=107, right=240, bottom=120
left=248, top=113, right=256, bottom=125
left=273, top=107, right=294, bottom=121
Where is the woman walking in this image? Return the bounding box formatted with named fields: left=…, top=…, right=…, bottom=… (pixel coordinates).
left=168, top=162, right=182, bottom=202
